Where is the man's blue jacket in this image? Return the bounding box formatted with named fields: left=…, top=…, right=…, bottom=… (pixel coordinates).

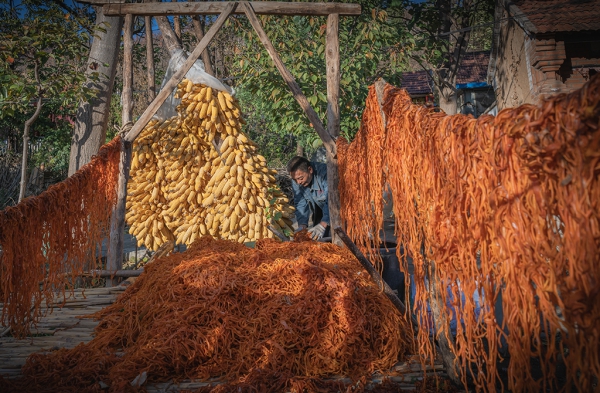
left=291, top=162, right=329, bottom=227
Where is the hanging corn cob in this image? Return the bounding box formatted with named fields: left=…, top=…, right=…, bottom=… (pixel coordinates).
left=126, top=80, right=294, bottom=250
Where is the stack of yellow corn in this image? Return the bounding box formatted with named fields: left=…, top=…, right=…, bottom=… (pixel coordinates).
left=126, top=80, right=294, bottom=250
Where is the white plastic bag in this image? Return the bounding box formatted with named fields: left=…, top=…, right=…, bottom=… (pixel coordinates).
left=154, top=48, right=235, bottom=120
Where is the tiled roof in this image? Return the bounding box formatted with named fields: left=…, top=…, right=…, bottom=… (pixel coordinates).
left=400, top=70, right=433, bottom=96
left=456, top=51, right=490, bottom=85
left=512, top=0, right=600, bottom=33
left=402, top=52, right=491, bottom=96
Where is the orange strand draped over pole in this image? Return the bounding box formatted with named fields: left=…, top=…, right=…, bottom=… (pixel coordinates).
left=0, top=137, right=121, bottom=338
left=338, top=75, right=600, bottom=392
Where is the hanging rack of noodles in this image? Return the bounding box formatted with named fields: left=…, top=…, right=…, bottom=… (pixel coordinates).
left=338, top=75, right=600, bottom=392
left=0, top=137, right=121, bottom=338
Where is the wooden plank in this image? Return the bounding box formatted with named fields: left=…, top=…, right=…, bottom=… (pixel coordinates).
left=123, top=2, right=236, bottom=142
left=325, top=13, right=342, bottom=246
left=241, top=2, right=334, bottom=151
left=145, top=15, right=156, bottom=101
left=104, top=2, right=361, bottom=16
left=89, top=269, right=143, bottom=278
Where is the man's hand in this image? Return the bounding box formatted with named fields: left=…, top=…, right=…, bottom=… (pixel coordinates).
left=307, top=223, right=326, bottom=240
left=294, top=224, right=307, bottom=233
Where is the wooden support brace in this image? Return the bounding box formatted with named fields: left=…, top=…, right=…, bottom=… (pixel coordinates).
left=123, top=2, right=236, bottom=143
left=241, top=1, right=335, bottom=152
left=427, top=261, right=460, bottom=385
left=334, top=227, right=416, bottom=324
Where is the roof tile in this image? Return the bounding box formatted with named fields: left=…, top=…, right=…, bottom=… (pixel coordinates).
left=514, top=0, right=600, bottom=33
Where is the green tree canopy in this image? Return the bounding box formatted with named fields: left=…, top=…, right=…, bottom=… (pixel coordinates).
left=226, top=0, right=412, bottom=151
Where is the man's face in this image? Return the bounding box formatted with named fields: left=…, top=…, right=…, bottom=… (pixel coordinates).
left=291, top=167, right=314, bottom=188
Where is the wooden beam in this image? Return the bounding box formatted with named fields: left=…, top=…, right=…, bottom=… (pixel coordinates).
left=121, top=14, right=134, bottom=125
left=123, top=2, right=236, bottom=143
left=145, top=15, right=156, bottom=101
left=103, top=1, right=361, bottom=17
left=107, top=13, right=134, bottom=287
left=106, top=139, right=133, bottom=286
left=91, top=269, right=143, bottom=278
left=325, top=13, right=342, bottom=246
left=241, top=2, right=334, bottom=150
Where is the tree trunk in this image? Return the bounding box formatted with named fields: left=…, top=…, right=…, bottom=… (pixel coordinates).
left=155, top=14, right=183, bottom=56
left=192, top=16, right=215, bottom=76
left=296, top=141, right=304, bottom=157
left=19, top=62, right=43, bottom=202
left=19, top=98, right=43, bottom=202
left=437, top=84, right=458, bottom=115
left=68, top=8, right=123, bottom=176
left=171, top=0, right=181, bottom=40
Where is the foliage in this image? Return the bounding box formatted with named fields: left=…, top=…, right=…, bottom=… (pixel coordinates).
left=226, top=0, right=411, bottom=147
left=396, top=0, right=494, bottom=95
left=0, top=2, right=95, bottom=119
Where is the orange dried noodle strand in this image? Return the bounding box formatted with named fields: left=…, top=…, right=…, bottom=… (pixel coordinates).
left=1, top=236, right=413, bottom=392
left=338, top=75, right=600, bottom=392
left=0, top=137, right=121, bottom=338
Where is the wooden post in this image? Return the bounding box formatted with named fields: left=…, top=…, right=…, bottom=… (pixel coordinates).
left=124, top=2, right=236, bottom=143
left=121, top=14, right=134, bottom=125
left=427, top=261, right=460, bottom=385
left=106, top=140, right=132, bottom=287
left=325, top=13, right=342, bottom=246
left=107, top=13, right=134, bottom=287
left=241, top=2, right=335, bottom=152
left=145, top=15, right=156, bottom=101
left=192, top=16, right=215, bottom=76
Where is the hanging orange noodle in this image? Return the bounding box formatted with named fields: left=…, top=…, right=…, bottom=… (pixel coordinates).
left=1, top=236, right=414, bottom=392
left=0, top=137, right=121, bottom=338
left=338, top=75, right=600, bottom=392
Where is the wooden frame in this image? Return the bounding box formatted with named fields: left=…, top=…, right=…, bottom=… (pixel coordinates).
left=102, top=1, right=350, bottom=260
left=77, top=1, right=361, bottom=16
left=83, top=1, right=462, bottom=381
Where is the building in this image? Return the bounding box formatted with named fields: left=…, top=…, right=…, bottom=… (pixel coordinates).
left=488, top=0, right=600, bottom=110
left=401, top=51, right=495, bottom=117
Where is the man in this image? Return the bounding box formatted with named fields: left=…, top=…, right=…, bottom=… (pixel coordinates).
left=286, top=156, right=329, bottom=240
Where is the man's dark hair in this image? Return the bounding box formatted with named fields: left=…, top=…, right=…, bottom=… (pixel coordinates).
left=287, top=156, right=311, bottom=174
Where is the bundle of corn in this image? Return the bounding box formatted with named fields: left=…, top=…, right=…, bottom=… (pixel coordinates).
left=1, top=236, right=414, bottom=393
left=126, top=80, right=294, bottom=250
